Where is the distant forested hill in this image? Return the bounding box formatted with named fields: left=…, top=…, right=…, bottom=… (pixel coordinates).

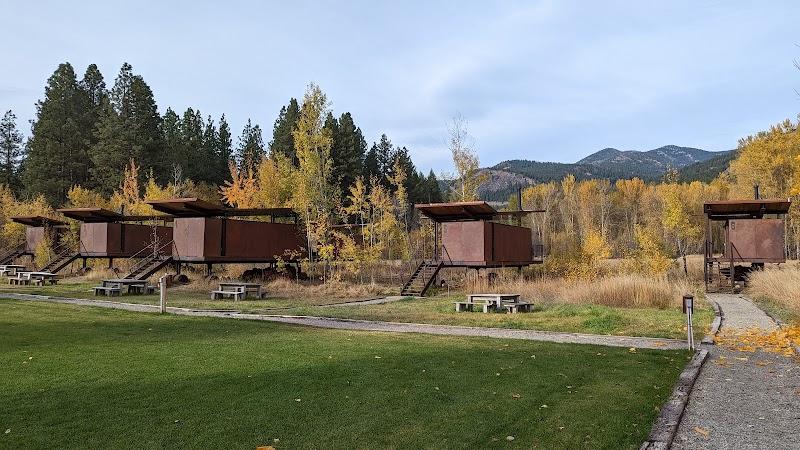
left=677, top=150, right=737, bottom=183
left=477, top=145, right=733, bottom=201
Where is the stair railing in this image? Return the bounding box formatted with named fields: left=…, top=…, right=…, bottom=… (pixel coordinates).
left=128, top=240, right=175, bottom=276
left=41, top=240, right=77, bottom=270
left=0, top=242, right=25, bottom=261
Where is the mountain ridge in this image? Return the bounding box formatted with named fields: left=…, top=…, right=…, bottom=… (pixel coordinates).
left=476, top=145, right=734, bottom=201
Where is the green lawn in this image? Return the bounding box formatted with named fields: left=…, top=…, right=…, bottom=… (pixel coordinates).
left=0, top=280, right=712, bottom=339
left=291, top=296, right=713, bottom=340
left=0, top=299, right=688, bottom=449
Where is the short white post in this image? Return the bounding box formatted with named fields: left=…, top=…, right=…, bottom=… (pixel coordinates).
left=159, top=274, right=167, bottom=314
left=683, top=294, right=694, bottom=350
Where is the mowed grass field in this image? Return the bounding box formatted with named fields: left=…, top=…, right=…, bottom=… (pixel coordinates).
left=0, top=299, right=689, bottom=449
left=0, top=280, right=713, bottom=340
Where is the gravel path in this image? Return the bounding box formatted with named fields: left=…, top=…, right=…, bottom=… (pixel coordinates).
left=0, top=292, right=686, bottom=350
left=672, top=294, right=800, bottom=450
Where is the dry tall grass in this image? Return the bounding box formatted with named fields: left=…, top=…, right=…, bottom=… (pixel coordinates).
left=466, top=274, right=694, bottom=309
left=171, top=277, right=394, bottom=300
left=747, top=266, right=800, bottom=320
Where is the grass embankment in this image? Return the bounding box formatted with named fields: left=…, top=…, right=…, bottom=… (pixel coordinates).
left=0, top=278, right=712, bottom=340
left=0, top=299, right=688, bottom=449
left=747, top=266, right=800, bottom=323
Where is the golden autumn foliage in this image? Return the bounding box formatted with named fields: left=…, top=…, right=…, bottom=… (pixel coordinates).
left=715, top=327, right=799, bottom=358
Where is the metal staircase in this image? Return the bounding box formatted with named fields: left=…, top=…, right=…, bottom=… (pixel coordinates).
left=123, top=240, right=175, bottom=280
left=0, top=243, right=26, bottom=265
left=40, top=249, right=80, bottom=273
left=400, top=260, right=443, bottom=297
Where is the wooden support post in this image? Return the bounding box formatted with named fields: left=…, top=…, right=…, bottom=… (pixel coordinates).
left=108, top=258, right=113, bottom=269
left=206, top=263, right=213, bottom=277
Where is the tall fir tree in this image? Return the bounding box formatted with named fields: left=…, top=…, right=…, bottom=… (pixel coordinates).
left=329, top=112, right=366, bottom=201
left=362, top=134, right=396, bottom=187
left=269, top=98, right=300, bottom=165
left=236, top=119, right=265, bottom=171
left=160, top=107, right=184, bottom=177
left=78, top=64, right=107, bottom=150
left=90, top=63, right=162, bottom=193
left=24, top=63, right=93, bottom=205
left=0, top=110, right=24, bottom=190
left=216, top=114, right=233, bottom=180
left=200, top=115, right=220, bottom=184
left=180, top=107, right=204, bottom=182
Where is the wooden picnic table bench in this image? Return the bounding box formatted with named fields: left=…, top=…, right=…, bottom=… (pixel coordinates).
left=455, top=293, right=533, bottom=313
left=216, top=282, right=266, bottom=299
left=211, top=285, right=246, bottom=301
left=0, top=265, right=26, bottom=276
left=8, top=271, right=58, bottom=286
left=93, top=285, right=122, bottom=296
left=96, top=279, right=155, bottom=295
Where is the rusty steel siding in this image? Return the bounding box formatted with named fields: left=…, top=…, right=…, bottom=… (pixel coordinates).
left=81, top=223, right=109, bottom=255
left=440, top=220, right=534, bottom=265
left=490, top=222, right=533, bottom=263
left=81, top=222, right=173, bottom=257
left=441, top=221, right=486, bottom=263
left=726, top=219, right=786, bottom=263
left=202, top=218, right=223, bottom=258
left=24, top=227, right=45, bottom=253
left=173, top=217, right=207, bottom=259
left=223, top=219, right=304, bottom=260
left=172, top=217, right=305, bottom=261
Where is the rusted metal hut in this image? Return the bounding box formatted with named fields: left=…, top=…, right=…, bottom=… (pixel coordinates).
left=2, top=216, right=68, bottom=264
left=402, top=201, right=544, bottom=296
left=703, top=198, right=791, bottom=292
left=56, top=208, right=173, bottom=274
left=145, top=198, right=305, bottom=277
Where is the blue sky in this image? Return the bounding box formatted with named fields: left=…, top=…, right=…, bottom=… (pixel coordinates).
left=1, top=0, right=799, bottom=173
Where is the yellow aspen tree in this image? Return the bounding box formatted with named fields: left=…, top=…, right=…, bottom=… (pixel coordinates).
left=220, top=160, right=257, bottom=208
left=448, top=114, right=486, bottom=201
left=291, top=83, right=336, bottom=266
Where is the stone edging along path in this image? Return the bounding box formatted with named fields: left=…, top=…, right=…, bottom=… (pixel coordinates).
left=0, top=292, right=689, bottom=350
left=640, top=298, right=723, bottom=450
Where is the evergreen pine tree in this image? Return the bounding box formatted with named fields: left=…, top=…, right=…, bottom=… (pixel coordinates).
left=269, top=98, right=300, bottom=165
left=363, top=144, right=380, bottom=182
left=180, top=108, right=204, bottom=181
left=236, top=119, right=265, bottom=171
left=0, top=110, right=24, bottom=189
left=24, top=63, right=93, bottom=205
left=425, top=170, right=443, bottom=203
left=374, top=134, right=394, bottom=184
left=78, top=64, right=107, bottom=148
left=90, top=63, right=162, bottom=193
left=216, top=114, right=233, bottom=180
left=329, top=112, right=366, bottom=199
left=201, top=115, right=220, bottom=184
left=160, top=107, right=184, bottom=178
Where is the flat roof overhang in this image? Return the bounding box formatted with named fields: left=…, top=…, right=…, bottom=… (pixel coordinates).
left=145, top=198, right=297, bottom=219
left=57, top=208, right=172, bottom=223
left=704, top=199, right=791, bottom=220
left=10, top=216, right=67, bottom=227
left=415, top=201, right=544, bottom=222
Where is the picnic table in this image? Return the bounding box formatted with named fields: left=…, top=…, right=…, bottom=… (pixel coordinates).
left=9, top=271, right=58, bottom=286
left=94, top=279, right=155, bottom=296
left=454, top=293, right=532, bottom=313
left=0, top=264, right=27, bottom=276
left=212, top=282, right=265, bottom=300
